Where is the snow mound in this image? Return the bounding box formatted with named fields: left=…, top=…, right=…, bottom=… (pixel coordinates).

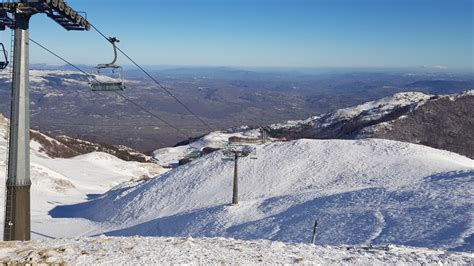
left=0, top=236, right=471, bottom=264
left=53, top=139, right=474, bottom=250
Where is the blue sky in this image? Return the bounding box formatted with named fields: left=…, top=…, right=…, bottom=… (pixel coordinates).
left=13, top=0, right=473, bottom=70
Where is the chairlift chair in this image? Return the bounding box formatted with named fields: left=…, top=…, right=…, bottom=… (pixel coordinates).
left=241, top=145, right=255, bottom=157
left=0, top=43, right=9, bottom=70
left=89, top=37, right=126, bottom=91
left=249, top=148, right=258, bottom=160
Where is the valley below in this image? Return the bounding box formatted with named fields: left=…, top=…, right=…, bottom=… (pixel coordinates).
left=1, top=67, right=472, bottom=152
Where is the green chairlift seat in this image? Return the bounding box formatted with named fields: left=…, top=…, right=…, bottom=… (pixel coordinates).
left=90, top=80, right=125, bottom=91
left=89, top=37, right=125, bottom=91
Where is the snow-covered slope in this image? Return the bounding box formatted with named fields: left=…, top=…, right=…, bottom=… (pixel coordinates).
left=320, top=92, right=432, bottom=127
left=55, top=138, right=474, bottom=251
left=0, top=114, right=164, bottom=238
left=0, top=236, right=472, bottom=264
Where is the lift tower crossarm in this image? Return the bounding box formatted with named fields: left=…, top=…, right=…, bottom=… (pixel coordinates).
left=0, top=0, right=90, bottom=241
left=0, top=0, right=91, bottom=31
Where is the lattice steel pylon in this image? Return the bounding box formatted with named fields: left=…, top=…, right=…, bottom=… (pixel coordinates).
left=0, top=0, right=90, bottom=241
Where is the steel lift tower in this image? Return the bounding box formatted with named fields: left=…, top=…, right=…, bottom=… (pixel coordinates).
left=0, top=0, right=90, bottom=241
left=223, top=145, right=256, bottom=205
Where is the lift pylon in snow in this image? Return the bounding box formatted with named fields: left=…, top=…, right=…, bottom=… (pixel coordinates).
left=222, top=144, right=256, bottom=205
left=0, top=0, right=90, bottom=241
left=89, top=37, right=126, bottom=91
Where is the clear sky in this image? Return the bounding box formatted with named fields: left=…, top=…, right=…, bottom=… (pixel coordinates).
left=10, top=0, right=472, bottom=70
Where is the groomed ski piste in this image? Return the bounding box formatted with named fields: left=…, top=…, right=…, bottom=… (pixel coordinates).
left=1, top=92, right=473, bottom=263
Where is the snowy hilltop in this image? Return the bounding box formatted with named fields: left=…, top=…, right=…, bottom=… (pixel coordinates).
left=53, top=138, right=474, bottom=251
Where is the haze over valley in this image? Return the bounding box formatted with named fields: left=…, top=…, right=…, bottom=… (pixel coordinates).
left=0, top=66, right=472, bottom=152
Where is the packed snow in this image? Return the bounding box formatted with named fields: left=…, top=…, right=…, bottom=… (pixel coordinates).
left=0, top=236, right=472, bottom=264
left=56, top=137, right=474, bottom=251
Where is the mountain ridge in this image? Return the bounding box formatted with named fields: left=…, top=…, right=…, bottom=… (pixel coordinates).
left=1, top=113, right=150, bottom=162
left=263, top=90, right=474, bottom=158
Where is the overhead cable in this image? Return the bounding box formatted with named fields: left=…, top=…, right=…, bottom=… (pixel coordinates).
left=89, top=24, right=215, bottom=132
left=29, top=38, right=189, bottom=138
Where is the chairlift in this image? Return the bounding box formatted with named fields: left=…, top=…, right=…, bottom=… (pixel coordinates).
left=222, top=149, right=235, bottom=161
left=0, top=43, right=9, bottom=70
left=240, top=145, right=253, bottom=156
left=260, top=128, right=268, bottom=144
left=89, top=37, right=125, bottom=91
left=249, top=148, right=258, bottom=160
